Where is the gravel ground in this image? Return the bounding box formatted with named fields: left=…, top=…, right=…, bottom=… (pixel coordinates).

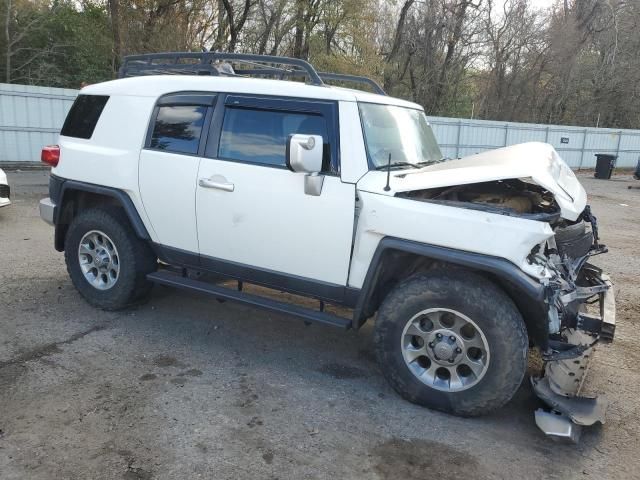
left=0, top=170, right=639, bottom=480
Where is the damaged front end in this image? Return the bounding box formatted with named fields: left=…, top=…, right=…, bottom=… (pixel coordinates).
left=529, top=206, right=615, bottom=442
left=397, top=178, right=615, bottom=442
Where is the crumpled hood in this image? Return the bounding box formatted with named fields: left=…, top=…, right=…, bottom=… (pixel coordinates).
left=357, top=142, right=587, bottom=221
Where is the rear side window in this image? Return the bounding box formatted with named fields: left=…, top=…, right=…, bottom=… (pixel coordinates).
left=61, top=95, right=109, bottom=139
left=149, top=105, right=206, bottom=155
left=218, top=108, right=330, bottom=168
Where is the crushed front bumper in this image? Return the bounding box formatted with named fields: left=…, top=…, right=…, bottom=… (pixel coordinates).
left=532, top=267, right=615, bottom=442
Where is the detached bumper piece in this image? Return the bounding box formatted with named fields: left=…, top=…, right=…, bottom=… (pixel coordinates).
left=533, top=269, right=615, bottom=442
left=39, top=197, right=56, bottom=225
left=532, top=377, right=608, bottom=443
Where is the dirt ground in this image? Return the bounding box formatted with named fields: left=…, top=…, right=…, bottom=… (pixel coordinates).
left=0, top=170, right=639, bottom=480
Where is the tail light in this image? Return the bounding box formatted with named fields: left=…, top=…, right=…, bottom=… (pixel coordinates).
left=41, top=145, right=60, bottom=167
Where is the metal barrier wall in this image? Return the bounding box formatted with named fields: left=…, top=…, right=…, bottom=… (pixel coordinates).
left=427, top=116, right=640, bottom=168
left=0, top=83, right=77, bottom=164
left=1, top=82, right=640, bottom=168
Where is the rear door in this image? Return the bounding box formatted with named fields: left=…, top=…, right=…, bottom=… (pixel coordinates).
left=195, top=94, right=355, bottom=291
left=138, top=93, right=215, bottom=259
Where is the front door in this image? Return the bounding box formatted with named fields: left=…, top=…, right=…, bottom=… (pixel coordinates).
left=196, top=95, right=355, bottom=288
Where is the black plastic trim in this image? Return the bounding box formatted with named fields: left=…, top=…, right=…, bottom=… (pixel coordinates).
left=318, top=72, right=385, bottom=95
left=157, top=93, right=217, bottom=106
left=118, top=52, right=387, bottom=95
left=119, top=52, right=325, bottom=86
left=52, top=177, right=151, bottom=241
left=154, top=243, right=357, bottom=306
left=352, top=237, right=548, bottom=343
left=148, top=270, right=352, bottom=329
left=203, top=94, right=226, bottom=159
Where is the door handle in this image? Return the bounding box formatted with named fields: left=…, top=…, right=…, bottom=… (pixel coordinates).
left=199, top=177, right=234, bottom=192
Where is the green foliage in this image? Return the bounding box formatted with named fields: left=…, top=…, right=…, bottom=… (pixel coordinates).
left=1, top=0, right=112, bottom=87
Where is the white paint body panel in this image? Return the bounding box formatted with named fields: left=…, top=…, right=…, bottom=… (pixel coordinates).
left=196, top=158, right=355, bottom=285
left=356, top=142, right=587, bottom=221
left=51, top=95, right=159, bottom=241
left=348, top=192, right=554, bottom=288
left=138, top=150, right=199, bottom=252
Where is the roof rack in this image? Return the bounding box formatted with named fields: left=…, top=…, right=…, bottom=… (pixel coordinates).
left=118, top=51, right=386, bottom=96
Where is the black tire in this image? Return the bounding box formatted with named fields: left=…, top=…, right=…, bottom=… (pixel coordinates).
left=64, top=207, right=157, bottom=310
left=374, top=270, right=528, bottom=417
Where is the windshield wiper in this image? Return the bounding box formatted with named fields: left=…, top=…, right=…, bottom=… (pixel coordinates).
left=414, top=157, right=450, bottom=167
left=374, top=162, right=420, bottom=170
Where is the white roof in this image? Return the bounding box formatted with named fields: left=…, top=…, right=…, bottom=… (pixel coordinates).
left=82, top=75, right=422, bottom=110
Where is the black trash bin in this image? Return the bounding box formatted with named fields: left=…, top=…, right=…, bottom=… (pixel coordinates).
left=634, top=159, right=640, bottom=180
left=594, top=154, right=616, bottom=179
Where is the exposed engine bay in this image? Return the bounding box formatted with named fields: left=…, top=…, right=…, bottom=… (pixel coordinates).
left=397, top=179, right=561, bottom=223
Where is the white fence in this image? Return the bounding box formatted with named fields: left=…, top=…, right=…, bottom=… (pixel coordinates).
left=0, top=83, right=77, bottom=164
left=427, top=116, right=640, bottom=168
left=1, top=82, right=640, bottom=168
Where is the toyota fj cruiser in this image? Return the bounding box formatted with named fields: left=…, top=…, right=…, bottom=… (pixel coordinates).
left=39, top=52, right=615, bottom=441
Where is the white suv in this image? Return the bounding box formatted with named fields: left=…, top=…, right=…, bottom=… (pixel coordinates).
left=39, top=52, right=615, bottom=441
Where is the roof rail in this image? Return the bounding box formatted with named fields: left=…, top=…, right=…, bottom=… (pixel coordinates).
left=318, top=72, right=386, bottom=96
left=118, top=51, right=386, bottom=95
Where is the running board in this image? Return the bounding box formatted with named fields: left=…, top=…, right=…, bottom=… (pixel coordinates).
left=147, top=270, right=352, bottom=330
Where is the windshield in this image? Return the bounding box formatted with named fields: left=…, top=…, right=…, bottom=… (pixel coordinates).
left=358, top=103, right=443, bottom=169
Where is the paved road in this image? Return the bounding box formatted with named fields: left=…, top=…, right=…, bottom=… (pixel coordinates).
left=1, top=170, right=639, bottom=479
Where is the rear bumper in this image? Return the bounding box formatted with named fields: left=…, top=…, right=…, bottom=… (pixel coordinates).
left=39, top=197, right=56, bottom=225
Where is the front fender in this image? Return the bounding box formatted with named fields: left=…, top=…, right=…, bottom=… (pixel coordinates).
left=352, top=237, right=549, bottom=349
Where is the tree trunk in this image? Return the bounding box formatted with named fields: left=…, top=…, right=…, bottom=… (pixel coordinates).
left=388, top=0, right=414, bottom=60
left=214, top=0, right=227, bottom=51
left=293, top=0, right=305, bottom=58
left=5, top=0, right=11, bottom=83
left=108, top=0, right=121, bottom=75
left=432, top=0, right=469, bottom=111
left=258, top=3, right=277, bottom=54
left=384, top=0, right=415, bottom=91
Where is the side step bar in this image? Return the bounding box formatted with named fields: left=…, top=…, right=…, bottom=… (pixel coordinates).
left=147, top=270, right=353, bottom=330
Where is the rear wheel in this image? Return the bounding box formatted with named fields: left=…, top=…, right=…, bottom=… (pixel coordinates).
left=374, top=270, right=528, bottom=416
left=65, top=207, right=157, bottom=310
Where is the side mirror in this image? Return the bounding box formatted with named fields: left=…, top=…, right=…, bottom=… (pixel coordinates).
left=286, top=134, right=323, bottom=173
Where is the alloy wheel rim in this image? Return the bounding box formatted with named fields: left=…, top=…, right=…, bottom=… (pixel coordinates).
left=400, top=308, right=490, bottom=392
left=78, top=230, right=120, bottom=290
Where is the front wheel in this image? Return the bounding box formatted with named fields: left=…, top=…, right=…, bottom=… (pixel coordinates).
left=64, top=207, right=157, bottom=310
left=374, top=270, right=528, bottom=417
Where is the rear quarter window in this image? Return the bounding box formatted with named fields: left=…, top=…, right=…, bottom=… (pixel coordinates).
left=61, top=95, right=109, bottom=139
left=149, top=105, right=207, bottom=155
